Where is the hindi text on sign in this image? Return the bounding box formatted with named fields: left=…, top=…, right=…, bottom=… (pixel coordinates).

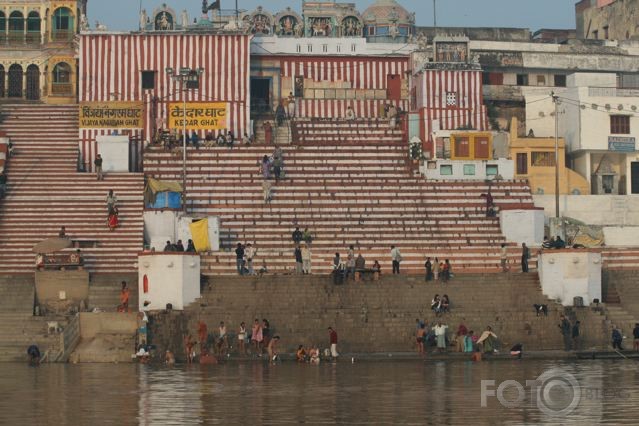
left=168, top=102, right=228, bottom=130
left=79, top=102, right=145, bottom=129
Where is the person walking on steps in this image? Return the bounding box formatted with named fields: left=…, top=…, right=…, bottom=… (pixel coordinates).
left=521, top=243, right=530, bottom=273
left=391, top=245, right=402, bottom=274
left=94, top=154, right=104, bottom=180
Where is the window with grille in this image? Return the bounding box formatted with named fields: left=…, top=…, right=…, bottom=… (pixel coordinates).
left=446, top=92, right=457, bottom=107
left=610, top=115, right=630, bottom=134
left=531, top=152, right=556, bottom=167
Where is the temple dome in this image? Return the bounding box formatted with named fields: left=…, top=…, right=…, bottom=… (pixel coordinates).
left=362, top=0, right=414, bottom=25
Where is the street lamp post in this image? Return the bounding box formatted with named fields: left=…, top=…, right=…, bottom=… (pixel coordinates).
left=165, top=67, right=204, bottom=212
left=552, top=92, right=560, bottom=218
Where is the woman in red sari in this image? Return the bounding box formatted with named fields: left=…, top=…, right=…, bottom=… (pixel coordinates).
left=108, top=206, right=119, bottom=231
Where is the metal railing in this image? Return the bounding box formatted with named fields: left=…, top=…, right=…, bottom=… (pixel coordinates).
left=588, top=87, right=639, bottom=97
left=51, top=313, right=81, bottom=362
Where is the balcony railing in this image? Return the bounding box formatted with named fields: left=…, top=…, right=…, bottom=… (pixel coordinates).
left=588, top=87, right=639, bottom=97
left=51, top=83, right=73, bottom=96
left=26, top=32, right=41, bottom=44
left=51, top=30, right=73, bottom=42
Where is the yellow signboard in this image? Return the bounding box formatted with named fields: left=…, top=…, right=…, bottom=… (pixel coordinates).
left=168, top=102, right=227, bottom=130
left=79, top=102, right=144, bottom=129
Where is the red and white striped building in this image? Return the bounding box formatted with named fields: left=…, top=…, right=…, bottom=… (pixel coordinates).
left=412, top=66, right=488, bottom=155
left=78, top=33, right=251, bottom=170
left=250, top=36, right=411, bottom=119
left=276, top=55, right=409, bottom=118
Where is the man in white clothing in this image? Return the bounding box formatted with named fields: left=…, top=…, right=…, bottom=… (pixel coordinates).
left=390, top=245, right=402, bottom=274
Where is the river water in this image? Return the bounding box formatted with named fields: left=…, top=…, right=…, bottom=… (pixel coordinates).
left=1, top=359, right=638, bottom=425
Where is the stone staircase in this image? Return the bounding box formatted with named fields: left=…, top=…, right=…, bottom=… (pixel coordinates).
left=87, top=273, right=139, bottom=312
left=0, top=104, right=145, bottom=273
left=144, top=118, right=538, bottom=275
left=0, top=275, right=62, bottom=362
left=602, top=248, right=639, bottom=270
left=180, top=273, right=607, bottom=355
left=254, top=118, right=292, bottom=145
left=602, top=270, right=639, bottom=341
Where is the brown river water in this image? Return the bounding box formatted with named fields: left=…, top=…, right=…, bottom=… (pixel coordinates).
left=1, top=359, right=638, bottom=425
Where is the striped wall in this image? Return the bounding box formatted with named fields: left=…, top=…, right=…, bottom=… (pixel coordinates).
left=280, top=56, right=410, bottom=89
left=296, top=99, right=408, bottom=118
left=79, top=131, right=144, bottom=173
left=78, top=33, right=251, bottom=170
left=414, top=69, right=488, bottom=142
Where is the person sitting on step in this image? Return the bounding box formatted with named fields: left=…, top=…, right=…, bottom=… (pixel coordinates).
left=431, top=294, right=442, bottom=315
left=216, top=132, right=226, bottom=146
left=441, top=294, right=450, bottom=313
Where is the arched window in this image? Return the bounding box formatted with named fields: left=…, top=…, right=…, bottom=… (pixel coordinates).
left=53, top=62, right=71, bottom=83
left=9, top=11, right=24, bottom=31
left=8, top=64, right=24, bottom=98
left=27, top=12, right=41, bottom=44
left=0, top=65, right=5, bottom=98
left=53, top=8, right=73, bottom=31
left=27, top=11, right=40, bottom=31
left=51, top=62, right=72, bottom=95
left=26, top=65, right=40, bottom=100
left=0, top=13, right=5, bottom=44
left=8, top=11, right=24, bottom=43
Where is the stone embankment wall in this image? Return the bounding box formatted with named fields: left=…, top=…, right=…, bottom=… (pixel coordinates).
left=148, top=274, right=610, bottom=360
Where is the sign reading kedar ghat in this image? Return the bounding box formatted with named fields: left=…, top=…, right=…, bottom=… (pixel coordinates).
left=168, top=102, right=227, bottom=130
left=79, top=102, right=144, bottom=128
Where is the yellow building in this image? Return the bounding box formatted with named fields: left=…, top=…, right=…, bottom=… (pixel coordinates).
left=0, top=0, right=82, bottom=103
left=450, top=132, right=492, bottom=160
left=510, top=118, right=590, bottom=195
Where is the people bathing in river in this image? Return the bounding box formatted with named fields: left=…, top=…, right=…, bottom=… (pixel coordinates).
left=477, top=326, right=498, bottom=354
left=251, top=318, right=264, bottom=356
left=296, top=345, right=307, bottom=362
left=309, top=346, right=321, bottom=364
left=455, top=323, right=468, bottom=352
left=184, top=334, right=196, bottom=364
left=416, top=323, right=426, bottom=355
left=267, top=336, right=280, bottom=362
left=197, top=320, right=208, bottom=354
left=165, top=350, right=176, bottom=366
left=238, top=322, right=247, bottom=356
left=27, top=344, right=41, bottom=365
left=328, top=327, right=339, bottom=359
left=510, top=343, right=523, bottom=359
left=432, top=322, right=448, bottom=353
left=612, top=326, right=624, bottom=351
left=464, top=330, right=476, bottom=353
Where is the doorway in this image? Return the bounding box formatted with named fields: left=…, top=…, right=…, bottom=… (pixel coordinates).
left=8, top=64, right=23, bottom=98
left=387, top=74, right=401, bottom=101
left=631, top=162, right=639, bottom=194
left=250, top=78, right=271, bottom=115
